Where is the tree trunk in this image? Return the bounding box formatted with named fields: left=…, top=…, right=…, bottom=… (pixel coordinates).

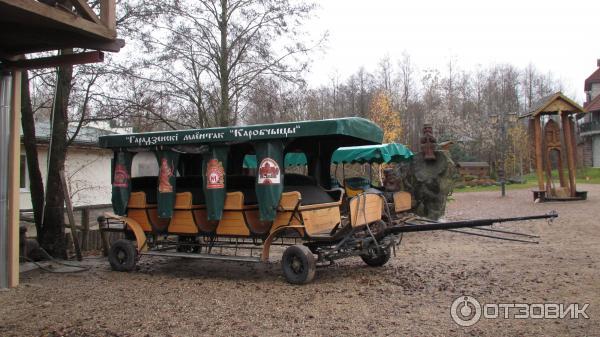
left=218, top=0, right=230, bottom=127
left=40, top=52, right=73, bottom=258
left=20, top=70, right=45, bottom=241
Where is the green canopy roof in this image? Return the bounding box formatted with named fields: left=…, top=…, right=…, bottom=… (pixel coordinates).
left=331, top=143, right=414, bottom=164
left=243, top=153, right=307, bottom=169
left=99, top=117, right=383, bottom=148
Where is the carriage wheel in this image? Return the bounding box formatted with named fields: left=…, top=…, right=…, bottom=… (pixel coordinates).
left=360, top=246, right=391, bottom=267
left=108, top=239, right=138, bottom=272
left=282, top=245, right=316, bottom=284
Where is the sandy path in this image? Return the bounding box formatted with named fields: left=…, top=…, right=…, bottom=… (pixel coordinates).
left=1, top=185, right=599, bottom=336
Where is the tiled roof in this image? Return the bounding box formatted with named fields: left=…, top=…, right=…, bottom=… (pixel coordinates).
left=21, top=121, right=117, bottom=146
left=520, top=92, right=585, bottom=119
left=585, top=68, right=600, bottom=91
left=457, top=162, right=490, bottom=167
left=584, top=94, right=600, bottom=113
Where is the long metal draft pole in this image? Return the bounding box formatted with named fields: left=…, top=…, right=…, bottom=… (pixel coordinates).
left=0, top=72, right=12, bottom=289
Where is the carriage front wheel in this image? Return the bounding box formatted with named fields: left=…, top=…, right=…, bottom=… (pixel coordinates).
left=281, top=245, right=316, bottom=284
left=108, top=239, right=138, bottom=272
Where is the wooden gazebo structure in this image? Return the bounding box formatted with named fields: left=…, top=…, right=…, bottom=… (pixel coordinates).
left=0, top=0, right=121, bottom=288
left=521, top=92, right=587, bottom=202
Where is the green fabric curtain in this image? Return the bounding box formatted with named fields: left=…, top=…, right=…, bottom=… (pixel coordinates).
left=202, top=145, right=229, bottom=221
left=156, top=150, right=179, bottom=218
left=331, top=143, right=414, bottom=164
left=254, top=141, right=284, bottom=221
left=111, top=151, right=133, bottom=216
left=242, top=152, right=307, bottom=169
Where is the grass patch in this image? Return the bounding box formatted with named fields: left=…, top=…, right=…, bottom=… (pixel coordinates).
left=454, top=167, right=600, bottom=193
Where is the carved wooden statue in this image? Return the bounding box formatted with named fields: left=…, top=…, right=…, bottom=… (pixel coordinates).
left=420, top=124, right=437, bottom=161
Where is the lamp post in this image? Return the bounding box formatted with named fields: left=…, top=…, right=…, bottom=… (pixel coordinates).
left=490, top=112, right=517, bottom=197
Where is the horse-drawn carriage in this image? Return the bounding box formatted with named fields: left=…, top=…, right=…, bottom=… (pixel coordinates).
left=98, top=117, right=555, bottom=284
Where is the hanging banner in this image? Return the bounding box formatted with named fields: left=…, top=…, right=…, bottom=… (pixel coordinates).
left=206, top=158, right=225, bottom=189
left=156, top=150, right=179, bottom=218
left=111, top=151, right=132, bottom=216
left=255, top=141, right=284, bottom=221
left=202, top=145, right=229, bottom=221
left=258, top=157, right=281, bottom=184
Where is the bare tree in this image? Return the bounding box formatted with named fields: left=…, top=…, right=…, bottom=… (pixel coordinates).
left=127, top=0, right=321, bottom=128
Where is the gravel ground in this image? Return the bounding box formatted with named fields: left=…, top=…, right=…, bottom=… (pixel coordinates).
left=1, top=185, right=599, bottom=336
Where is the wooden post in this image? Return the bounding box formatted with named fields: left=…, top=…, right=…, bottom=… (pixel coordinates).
left=100, top=0, right=116, bottom=31
left=561, top=112, right=577, bottom=197
left=99, top=217, right=110, bottom=257
left=59, top=170, right=83, bottom=261
left=81, top=208, right=90, bottom=251
left=533, top=115, right=545, bottom=192
left=7, top=71, right=22, bottom=288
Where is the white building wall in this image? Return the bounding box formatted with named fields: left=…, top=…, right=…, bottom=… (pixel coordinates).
left=19, top=145, right=114, bottom=209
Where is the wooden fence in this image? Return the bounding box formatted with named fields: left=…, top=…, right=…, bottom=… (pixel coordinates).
left=20, top=204, right=123, bottom=252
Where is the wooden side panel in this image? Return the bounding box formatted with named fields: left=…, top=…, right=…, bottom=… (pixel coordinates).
left=193, top=208, right=214, bottom=232
left=302, top=206, right=341, bottom=236
left=146, top=208, right=170, bottom=232
left=271, top=192, right=302, bottom=233
left=393, top=191, right=412, bottom=212
left=245, top=208, right=270, bottom=234
left=127, top=208, right=152, bottom=232
left=223, top=191, right=244, bottom=209
left=128, top=191, right=148, bottom=208
left=279, top=191, right=301, bottom=210
left=173, top=192, right=193, bottom=209
left=271, top=211, right=302, bottom=233
left=216, top=211, right=250, bottom=236
left=168, top=210, right=199, bottom=234
left=349, top=194, right=383, bottom=227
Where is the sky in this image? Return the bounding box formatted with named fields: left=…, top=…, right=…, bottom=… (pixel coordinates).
left=305, top=0, right=600, bottom=102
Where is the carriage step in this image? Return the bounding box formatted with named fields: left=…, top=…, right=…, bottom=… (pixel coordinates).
left=140, top=251, right=262, bottom=263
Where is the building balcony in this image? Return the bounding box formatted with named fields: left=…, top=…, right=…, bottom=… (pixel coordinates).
left=579, top=120, right=600, bottom=136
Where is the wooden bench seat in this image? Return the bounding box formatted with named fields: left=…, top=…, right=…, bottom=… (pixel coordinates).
left=272, top=188, right=345, bottom=238
left=127, top=191, right=169, bottom=233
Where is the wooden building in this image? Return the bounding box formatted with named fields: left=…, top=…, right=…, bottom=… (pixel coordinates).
left=0, top=0, right=121, bottom=288
left=579, top=59, right=600, bottom=167
left=456, top=161, right=490, bottom=178
left=521, top=92, right=587, bottom=201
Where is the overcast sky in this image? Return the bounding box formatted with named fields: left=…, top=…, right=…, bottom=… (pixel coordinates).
left=305, top=0, right=599, bottom=102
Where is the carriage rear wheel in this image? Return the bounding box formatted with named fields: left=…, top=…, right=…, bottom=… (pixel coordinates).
left=360, top=246, right=391, bottom=267
left=108, top=239, right=138, bottom=272
left=282, top=245, right=316, bottom=284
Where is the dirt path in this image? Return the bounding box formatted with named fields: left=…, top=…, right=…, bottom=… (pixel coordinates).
left=1, top=185, right=599, bottom=336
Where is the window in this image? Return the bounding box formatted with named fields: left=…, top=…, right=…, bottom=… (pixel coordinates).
left=20, top=154, right=28, bottom=190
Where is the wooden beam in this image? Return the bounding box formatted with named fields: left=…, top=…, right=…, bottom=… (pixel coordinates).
left=0, top=0, right=116, bottom=40
left=533, top=116, right=545, bottom=192
left=2, top=51, right=104, bottom=70
left=8, top=70, right=21, bottom=288
left=0, top=23, right=125, bottom=55
left=100, top=0, right=115, bottom=31
left=1, top=38, right=125, bottom=56
left=69, top=0, right=102, bottom=25
left=60, top=170, right=82, bottom=261
left=561, top=112, right=577, bottom=197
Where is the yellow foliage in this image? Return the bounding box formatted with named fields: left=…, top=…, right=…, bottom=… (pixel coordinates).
left=505, top=123, right=531, bottom=176
left=369, top=91, right=402, bottom=143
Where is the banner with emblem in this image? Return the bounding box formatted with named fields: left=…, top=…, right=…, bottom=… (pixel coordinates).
left=156, top=150, right=179, bottom=218
left=111, top=150, right=133, bottom=215
left=202, top=145, right=229, bottom=221
left=255, top=141, right=284, bottom=221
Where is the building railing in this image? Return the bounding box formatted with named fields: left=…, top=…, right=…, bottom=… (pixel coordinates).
left=580, top=120, right=600, bottom=134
